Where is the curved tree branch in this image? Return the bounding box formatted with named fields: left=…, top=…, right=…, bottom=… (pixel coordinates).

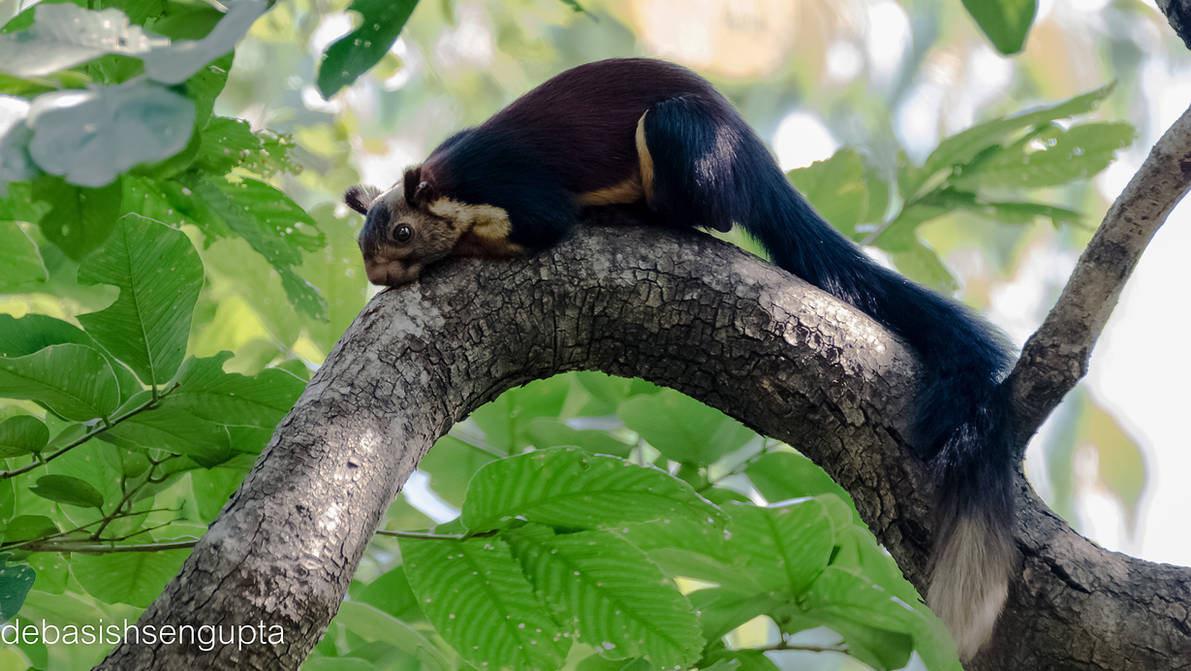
left=95, top=208, right=1190, bottom=669
left=1004, top=102, right=1191, bottom=453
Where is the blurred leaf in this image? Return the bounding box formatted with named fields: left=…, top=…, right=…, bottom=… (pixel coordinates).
left=32, top=175, right=123, bottom=260
left=890, top=239, right=959, bottom=292
left=190, top=176, right=326, bottom=319
left=507, top=526, right=704, bottom=669
left=71, top=549, right=191, bottom=607
left=400, top=535, right=569, bottom=669
left=419, top=435, right=499, bottom=507
left=355, top=567, right=421, bottom=621
left=0, top=559, right=35, bottom=620
left=961, top=0, right=1036, bottom=54
left=0, top=4, right=167, bottom=77
left=950, top=122, right=1134, bottom=190
left=77, top=214, right=203, bottom=387
left=317, top=0, right=419, bottom=98
left=470, top=379, right=570, bottom=453
left=687, top=587, right=774, bottom=640
left=745, top=452, right=857, bottom=511
left=27, top=82, right=194, bottom=187
left=787, top=149, right=875, bottom=238
left=162, top=353, right=304, bottom=428
left=618, top=390, right=754, bottom=465
left=0, top=343, right=120, bottom=420
left=922, top=84, right=1115, bottom=178
left=524, top=418, right=633, bottom=457
left=333, top=601, right=450, bottom=671
left=0, top=221, right=46, bottom=288
left=967, top=200, right=1083, bottom=228
left=0, top=415, right=49, bottom=457
left=1076, top=396, right=1147, bottom=531
left=462, top=446, right=724, bottom=532
left=29, top=474, right=104, bottom=509
left=143, top=0, right=266, bottom=84
left=962, top=0, right=1038, bottom=54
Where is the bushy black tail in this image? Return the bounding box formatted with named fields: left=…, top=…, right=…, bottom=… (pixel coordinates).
left=644, top=95, right=1016, bottom=659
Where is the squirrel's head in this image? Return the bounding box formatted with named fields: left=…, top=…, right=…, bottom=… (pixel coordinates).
left=345, top=167, right=463, bottom=286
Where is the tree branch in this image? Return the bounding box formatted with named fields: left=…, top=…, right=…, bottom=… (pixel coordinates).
left=94, top=212, right=1190, bottom=670
left=1004, top=102, right=1191, bottom=452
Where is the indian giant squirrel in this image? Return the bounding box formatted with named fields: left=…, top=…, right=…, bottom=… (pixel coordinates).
left=345, top=57, right=1015, bottom=660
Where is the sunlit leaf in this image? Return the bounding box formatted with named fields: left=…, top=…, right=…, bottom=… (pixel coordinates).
left=950, top=122, right=1134, bottom=190
left=725, top=500, right=834, bottom=595
left=787, top=149, right=875, bottom=238
left=0, top=4, right=167, bottom=77
left=316, top=0, right=419, bottom=98
left=27, top=82, right=195, bottom=188
left=144, top=0, right=266, bottom=84
left=401, top=535, right=569, bottom=669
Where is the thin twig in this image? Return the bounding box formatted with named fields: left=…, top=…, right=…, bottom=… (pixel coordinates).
left=1004, top=102, right=1191, bottom=453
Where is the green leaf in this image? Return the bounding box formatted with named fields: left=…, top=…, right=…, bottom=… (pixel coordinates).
left=333, top=600, right=450, bottom=671
left=787, top=149, right=875, bottom=238
left=0, top=415, right=49, bottom=457
left=316, top=0, right=419, bottom=98
left=0, top=4, right=167, bottom=77
left=70, top=549, right=190, bottom=607
left=890, top=240, right=959, bottom=293
left=190, top=176, right=326, bottom=319
left=195, top=117, right=298, bottom=177
left=962, top=0, right=1037, bottom=54
left=687, top=588, right=775, bottom=640
left=27, top=82, right=195, bottom=188
left=462, top=446, right=724, bottom=532
left=32, top=175, right=123, bottom=260
left=524, top=418, right=633, bottom=457
left=0, top=98, right=36, bottom=187
left=162, top=353, right=304, bottom=428
left=419, top=435, right=499, bottom=507
left=2, top=515, right=59, bottom=543
left=725, top=500, right=834, bottom=595
left=507, top=526, right=704, bottom=670
left=0, top=343, right=120, bottom=420
left=355, top=567, right=422, bottom=621
left=0, top=313, right=141, bottom=401
left=0, top=559, right=35, bottom=620
left=922, top=84, right=1115, bottom=178
left=0, top=221, right=45, bottom=288
left=618, top=390, right=754, bottom=465
left=29, top=474, right=104, bottom=509
left=950, top=122, right=1134, bottom=190
left=803, top=567, right=960, bottom=671
left=102, top=400, right=234, bottom=465
left=746, top=452, right=857, bottom=511
left=400, top=535, right=569, bottom=669
left=78, top=214, right=203, bottom=387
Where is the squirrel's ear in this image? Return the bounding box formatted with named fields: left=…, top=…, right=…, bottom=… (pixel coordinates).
left=344, top=185, right=380, bottom=215
left=413, top=180, right=438, bottom=205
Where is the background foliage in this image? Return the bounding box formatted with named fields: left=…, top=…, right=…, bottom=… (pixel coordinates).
left=0, top=0, right=1178, bottom=669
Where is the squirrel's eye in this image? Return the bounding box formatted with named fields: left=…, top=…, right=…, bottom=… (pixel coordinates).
left=393, top=224, right=413, bottom=243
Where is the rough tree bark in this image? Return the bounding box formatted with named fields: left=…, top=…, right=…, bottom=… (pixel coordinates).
left=95, top=93, right=1191, bottom=671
